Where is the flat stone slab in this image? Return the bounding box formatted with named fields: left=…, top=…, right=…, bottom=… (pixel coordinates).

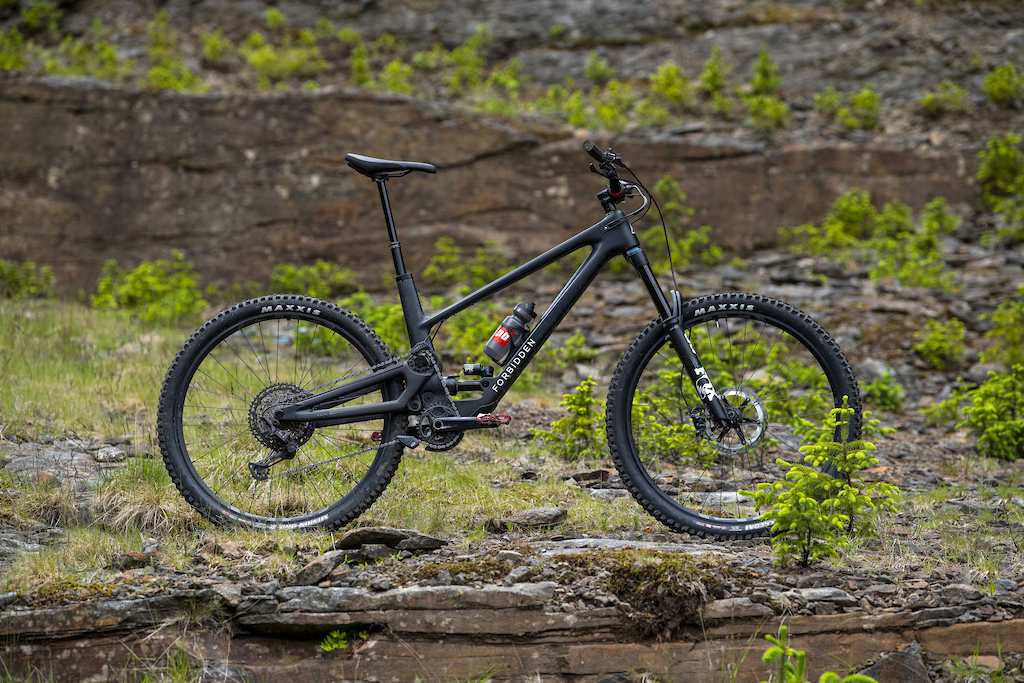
left=275, top=582, right=557, bottom=613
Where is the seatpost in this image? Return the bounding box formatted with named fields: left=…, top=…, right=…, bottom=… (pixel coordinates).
left=375, top=179, right=408, bottom=277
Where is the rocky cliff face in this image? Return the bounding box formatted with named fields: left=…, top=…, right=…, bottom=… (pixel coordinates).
left=1, top=0, right=1021, bottom=293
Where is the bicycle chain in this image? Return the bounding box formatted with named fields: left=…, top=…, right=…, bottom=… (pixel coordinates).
left=261, top=438, right=402, bottom=480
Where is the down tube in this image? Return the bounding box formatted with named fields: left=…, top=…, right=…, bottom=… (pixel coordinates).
left=477, top=247, right=611, bottom=407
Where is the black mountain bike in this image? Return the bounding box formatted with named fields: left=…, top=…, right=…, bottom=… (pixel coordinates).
left=157, top=141, right=861, bottom=540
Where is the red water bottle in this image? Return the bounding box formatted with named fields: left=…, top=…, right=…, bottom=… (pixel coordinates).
left=484, top=301, right=536, bottom=365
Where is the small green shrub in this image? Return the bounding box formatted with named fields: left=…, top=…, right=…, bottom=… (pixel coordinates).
left=759, top=626, right=878, bottom=683
left=423, top=237, right=463, bottom=288
left=472, top=58, right=524, bottom=116
left=867, top=197, right=959, bottom=290
left=46, top=36, right=133, bottom=80
left=200, top=29, right=234, bottom=67
left=981, top=285, right=1024, bottom=367
left=863, top=371, right=904, bottom=412
left=0, top=28, right=28, bottom=71
left=264, top=7, right=286, bottom=32
left=91, top=251, right=209, bottom=325
left=813, top=84, right=883, bottom=131
left=141, top=12, right=207, bottom=92
left=592, top=79, right=634, bottom=131
left=699, top=46, right=731, bottom=97
left=913, top=319, right=966, bottom=370
left=782, top=188, right=876, bottom=256
left=423, top=238, right=510, bottom=289
left=142, top=59, right=209, bottom=92
left=635, top=61, right=694, bottom=127
left=270, top=261, right=356, bottom=300
left=376, top=59, right=415, bottom=93
left=635, top=96, right=671, bottom=127
left=337, top=27, right=362, bottom=46
left=982, top=62, right=1024, bottom=108
left=20, top=0, right=61, bottom=35
left=813, top=86, right=843, bottom=117
left=919, top=80, right=970, bottom=118
left=648, top=61, right=694, bottom=111
left=745, top=93, right=790, bottom=130
left=584, top=50, right=616, bottom=85
left=977, top=132, right=1024, bottom=210
left=145, top=11, right=178, bottom=63
left=745, top=400, right=898, bottom=567
left=750, top=47, right=781, bottom=95
left=443, top=25, right=489, bottom=95
left=0, top=260, right=55, bottom=299
left=531, top=377, right=606, bottom=461
left=349, top=41, right=372, bottom=86
left=921, top=391, right=963, bottom=429
left=958, top=365, right=1024, bottom=461
left=781, top=191, right=958, bottom=290
left=637, top=175, right=722, bottom=271
left=549, top=24, right=565, bottom=38
left=336, top=291, right=406, bottom=352
left=976, top=133, right=1024, bottom=244
left=240, top=32, right=326, bottom=84
left=320, top=628, right=367, bottom=652
left=710, top=91, right=735, bottom=118
left=314, top=18, right=337, bottom=41
left=839, top=83, right=882, bottom=131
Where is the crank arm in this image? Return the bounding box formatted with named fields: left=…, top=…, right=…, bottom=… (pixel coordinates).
left=434, top=414, right=512, bottom=433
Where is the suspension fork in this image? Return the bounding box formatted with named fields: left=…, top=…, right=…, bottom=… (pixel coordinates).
left=625, top=247, right=732, bottom=424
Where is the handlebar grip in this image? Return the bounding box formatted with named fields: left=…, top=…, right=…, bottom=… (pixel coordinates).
left=583, top=140, right=605, bottom=163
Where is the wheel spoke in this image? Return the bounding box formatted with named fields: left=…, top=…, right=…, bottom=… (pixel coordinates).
left=612, top=301, right=860, bottom=539
left=160, top=298, right=403, bottom=530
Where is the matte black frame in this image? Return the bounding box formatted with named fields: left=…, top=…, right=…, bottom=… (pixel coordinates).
left=275, top=184, right=686, bottom=427
left=277, top=164, right=738, bottom=433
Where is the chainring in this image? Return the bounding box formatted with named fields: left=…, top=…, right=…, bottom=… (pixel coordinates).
left=417, top=404, right=464, bottom=452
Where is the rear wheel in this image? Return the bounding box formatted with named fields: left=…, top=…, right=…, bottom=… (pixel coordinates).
left=157, top=294, right=404, bottom=530
left=605, top=292, right=860, bottom=540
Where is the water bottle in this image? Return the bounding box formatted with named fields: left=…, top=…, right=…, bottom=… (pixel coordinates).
left=484, top=301, right=536, bottom=365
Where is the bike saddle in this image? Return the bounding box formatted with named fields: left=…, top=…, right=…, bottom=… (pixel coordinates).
left=345, top=153, right=437, bottom=179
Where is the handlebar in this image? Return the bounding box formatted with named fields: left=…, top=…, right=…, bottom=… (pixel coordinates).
left=583, top=140, right=621, bottom=168
left=583, top=140, right=624, bottom=206
left=583, top=139, right=606, bottom=163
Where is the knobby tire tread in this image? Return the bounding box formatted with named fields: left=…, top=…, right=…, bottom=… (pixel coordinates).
left=156, top=294, right=404, bottom=531
left=605, top=292, right=861, bottom=541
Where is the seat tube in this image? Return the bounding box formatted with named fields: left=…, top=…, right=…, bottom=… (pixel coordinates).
left=376, top=179, right=408, bottom=277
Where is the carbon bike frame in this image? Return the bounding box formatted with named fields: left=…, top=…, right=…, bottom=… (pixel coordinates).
left=275, top=178, right=730, bottom=430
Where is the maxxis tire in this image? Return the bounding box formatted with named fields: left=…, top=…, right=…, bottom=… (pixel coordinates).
left=157, top=294, right=404, bottom=530
left=605, top=292, right=861, bottom=540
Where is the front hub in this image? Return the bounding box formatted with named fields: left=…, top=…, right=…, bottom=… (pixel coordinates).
left=701, top=386, right=768, bottom=454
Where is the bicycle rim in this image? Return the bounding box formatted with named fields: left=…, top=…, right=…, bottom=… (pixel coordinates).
left=611, top=294, right=859, bottom=537
left=166, top=306, right=398, bottom=527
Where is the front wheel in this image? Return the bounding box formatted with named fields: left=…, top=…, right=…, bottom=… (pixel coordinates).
left=605, top=292, right=861, bottom=540
left=157, top=294, right=405, bottom=530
